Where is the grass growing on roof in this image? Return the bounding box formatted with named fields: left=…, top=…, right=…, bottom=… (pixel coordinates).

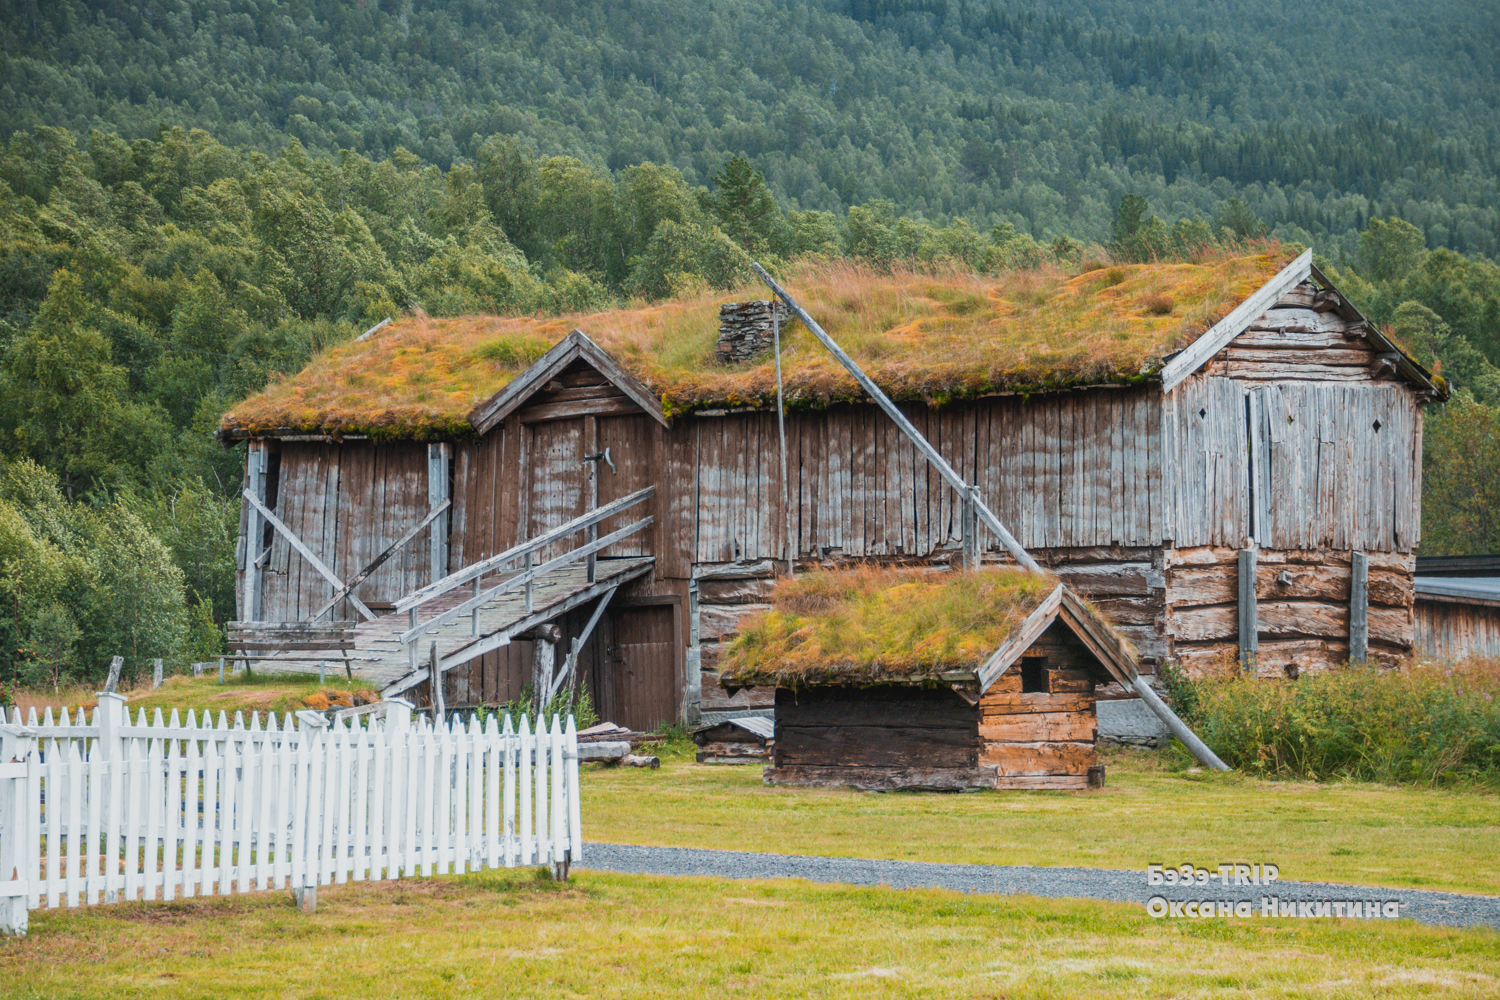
left=221, top=248, right=1294, bottom=437
left=719, top=565, right=1058, bottom=686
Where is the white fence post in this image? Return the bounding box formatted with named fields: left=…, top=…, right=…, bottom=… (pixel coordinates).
left=0, top=727, right=35, bottom=935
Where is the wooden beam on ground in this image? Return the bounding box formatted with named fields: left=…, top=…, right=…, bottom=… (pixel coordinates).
left=242, top=488, right=376, bottom=621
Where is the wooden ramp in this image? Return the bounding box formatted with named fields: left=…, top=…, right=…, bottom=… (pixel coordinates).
left=244, top=556, right=654, bottom=693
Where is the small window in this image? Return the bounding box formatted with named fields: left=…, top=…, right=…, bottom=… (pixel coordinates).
left=1021, top=658, right=1047, bottom=693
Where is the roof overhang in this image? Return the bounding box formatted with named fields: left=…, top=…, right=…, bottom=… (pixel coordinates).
left=468, top=329, right=668, bottom=434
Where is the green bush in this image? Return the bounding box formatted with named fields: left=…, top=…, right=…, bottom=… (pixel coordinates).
left=1170, top=659, right=1500, bottom=787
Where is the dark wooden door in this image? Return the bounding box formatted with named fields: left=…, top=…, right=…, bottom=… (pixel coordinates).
left=591, top=603, right=679, bottom=731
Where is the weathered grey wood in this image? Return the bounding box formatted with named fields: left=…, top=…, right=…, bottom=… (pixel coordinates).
left=1350, top=550, right=1369, bottom=663
left=773, top=307, right=794, bottom=577
left=103, top=655, right=123, bottom=694
left=399, top=515, right=651, bottom=644
left=753, top=263, right=1043, bottom=575
left=242, top=441, right=269, bottom=621
left=1160, top=249, right=1313, bottom=391
left=516, top=396, right=644, bottom=423
left=396, top=486, right=654, bottom=613
left=430, top=642, right=445, bottom=719
left=242, top=488, right=376, bottom=621
left=151, top=658, right=163, bottom=690
left=1238, top=548, right=1258, bottom=670
left=305, top=500, right=451, bottom=623
left=530, top=634, right=555, bottom=715
left=428, top=443, right=450, bottom=585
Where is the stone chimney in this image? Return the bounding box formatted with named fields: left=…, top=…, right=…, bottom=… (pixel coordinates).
left=716, top=300, right=787, bottom=364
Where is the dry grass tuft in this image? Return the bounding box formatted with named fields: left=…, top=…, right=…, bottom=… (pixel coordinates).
left=718, top=565, right=1057, bottom=686
left=221, top=249, right=1295, bottom=437
left=1142, top=293, right=1175, bottom=315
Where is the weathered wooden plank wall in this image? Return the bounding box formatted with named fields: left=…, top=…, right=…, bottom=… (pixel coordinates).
left=1166, top=548, right=1415, bottom=676
left=691, top=387, right=1163, bottom=566
left=1167, top=378, right=1419, bottom=553
left=1415, top=599, right=1500, bottom=662
left=256, top=442, right=433, bottom=622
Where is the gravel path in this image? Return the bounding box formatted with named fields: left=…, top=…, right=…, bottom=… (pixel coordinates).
left=581, top=842, right=1500, bottom=931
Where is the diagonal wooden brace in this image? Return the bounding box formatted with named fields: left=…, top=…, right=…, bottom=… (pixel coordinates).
left=241, top=489, right=377, bottom=621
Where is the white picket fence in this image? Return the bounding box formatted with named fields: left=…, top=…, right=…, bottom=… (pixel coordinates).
left=0, top=694, right=582, bottom=935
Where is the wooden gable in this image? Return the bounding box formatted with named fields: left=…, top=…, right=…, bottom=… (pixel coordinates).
left=468, top=329, right=668, bottom=433
left=1160, top=251, right=1443, bottom=399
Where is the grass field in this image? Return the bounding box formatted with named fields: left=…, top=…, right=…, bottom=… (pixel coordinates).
left=2, top=868, right=1497, bottom=999
left=580, top=746, right=1500, bottom=897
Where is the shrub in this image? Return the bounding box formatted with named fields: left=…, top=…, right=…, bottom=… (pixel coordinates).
left=1170, top=658, right=1500, bottom=787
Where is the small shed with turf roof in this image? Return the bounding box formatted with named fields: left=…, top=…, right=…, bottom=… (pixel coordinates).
left=717, top=567, right=1138, bottom=790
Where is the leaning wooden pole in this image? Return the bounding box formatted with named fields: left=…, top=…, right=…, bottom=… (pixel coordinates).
left=773, top=304, right=795, bottom=579
left=753, top=262, right=1228, bottom=771
left=753, top=262, right=1043, bottom=575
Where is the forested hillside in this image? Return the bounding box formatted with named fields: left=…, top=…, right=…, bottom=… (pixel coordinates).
left=3, top=0, right=1498, bottom=256
left=0, top=0, right=1497, bottom=690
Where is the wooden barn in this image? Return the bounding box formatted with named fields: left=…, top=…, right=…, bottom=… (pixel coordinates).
left=715, top=568, right=1134, bottom=790
left=1413, top=556, right=1500, bottom=661
left=218, top=248, right=1444, bottom=732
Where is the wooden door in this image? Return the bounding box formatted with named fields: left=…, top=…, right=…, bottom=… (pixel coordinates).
left=591, top=603, right=679, bottom=731
left=526, top=418, right=588, bottom=556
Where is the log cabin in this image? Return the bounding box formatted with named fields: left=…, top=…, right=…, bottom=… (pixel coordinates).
left=715, top=567, right=1132, bottom=790
left=218, top=248, right=1445, bottom=733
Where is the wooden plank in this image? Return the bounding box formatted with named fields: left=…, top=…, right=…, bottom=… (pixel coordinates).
left=979, top=740, right=1096, bottom=775
left=980, top=711, right=1095, bottom=742
left=1350, top=550, right=1369, bottom=663
left=1237, top=547, right=1257, bottom=670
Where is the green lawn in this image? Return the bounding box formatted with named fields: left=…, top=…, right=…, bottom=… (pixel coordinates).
left=582, top=745, right=1500, bottom=896
left=3, top=869, right=1496, bottom=999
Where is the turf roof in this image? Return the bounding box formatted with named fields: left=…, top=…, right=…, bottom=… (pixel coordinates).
left=220, top=250, right=1295, bottom=439
left=717, top=566, right=1061, bottom=687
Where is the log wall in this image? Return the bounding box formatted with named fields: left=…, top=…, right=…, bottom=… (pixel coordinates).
left=979, top=621, right=1100, bottom=790
left=1166, top=547, right=1415, bottom=677
left=766, top=684, right=987, bottom=791
left=1415, top=598, right=1500, bottom=662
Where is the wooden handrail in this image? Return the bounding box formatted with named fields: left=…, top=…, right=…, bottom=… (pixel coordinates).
left=393, top=486, right=655, bottom=614
left=398, top=516, right=652, bottom=645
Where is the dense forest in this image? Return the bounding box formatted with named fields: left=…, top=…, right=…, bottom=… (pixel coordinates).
left=3, top=0, right=1498, bottom=257
left=0, top=0, right=1497, bottom=688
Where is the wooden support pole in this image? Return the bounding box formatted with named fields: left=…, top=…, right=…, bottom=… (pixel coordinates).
left=961, top=487, right=979, bottom=571
left=151, top=658, right=163, bottom=690
left=1238, top=548, right=1258, bottom=673
left=530, top=633, right=556, bottom=717
left=773, top=304, right=794, bottom=579
left=427, top=443, right=451, bottom=585
left=430, top=642, right=445, bottom=722
left=753, top=263, right=1043, bottom=575
left=1350, top=550, right=1369, bottom=665
left=242, top=441, right=268, bottom=622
